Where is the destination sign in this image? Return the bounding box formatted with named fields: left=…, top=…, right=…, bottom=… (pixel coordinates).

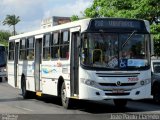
left=88, top=18, right=146, bottom=31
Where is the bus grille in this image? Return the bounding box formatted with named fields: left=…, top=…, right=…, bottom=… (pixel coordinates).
left=105, top=93, right=130, bottom=96
left=99, top=82, right=137, bottom=86
left=96, top=73, right=139, bottom=77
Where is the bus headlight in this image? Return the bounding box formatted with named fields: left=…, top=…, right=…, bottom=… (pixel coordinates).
left=140, top=79, right=150, bottom=85
left=0, top=68, right=6, bottom=72
left=3, top=68, right=7, bottom=72
left=80, top=78, right=95, bottom=86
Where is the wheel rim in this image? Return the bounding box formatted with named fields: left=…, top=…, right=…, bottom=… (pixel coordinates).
left=61, top=85, right=67, bottom=105
left=22, top=78, right=26, bottom=96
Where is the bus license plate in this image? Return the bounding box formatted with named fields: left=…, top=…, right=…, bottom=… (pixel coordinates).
left=112, top=89, right=124, bottom=93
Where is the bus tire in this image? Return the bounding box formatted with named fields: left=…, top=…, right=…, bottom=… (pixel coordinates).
left=0, top=77, right=2, bottom=82
left=114, top=99, right=127, bottom=108
left=21, top=76, right=30, bottom=99
left=61, top=82, right=72, bottom=109
left=152, top=83, right=160, bottom=103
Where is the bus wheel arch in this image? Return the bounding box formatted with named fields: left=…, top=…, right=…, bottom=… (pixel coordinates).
left=57, top=76, right=64, bottom=97
left=21, top=73, right=31, bottom=99
left=21, top=74, right=27, bottom=98
left=57, top=76, right=73, bottom=109
left=21, top=74, right=26, bottom=88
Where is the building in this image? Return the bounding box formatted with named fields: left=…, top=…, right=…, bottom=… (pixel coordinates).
left=41, top=16, right=71, bottom=29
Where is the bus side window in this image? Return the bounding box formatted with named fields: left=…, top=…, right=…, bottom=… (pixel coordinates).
left=60, top=30, right=69, bottom=59
left=43, top=34, right=51, bottom=60
left=27, top=37, right=34, bottom=60
left=19, top=38, right=27, bottom=60
left=8, top=42, right=15, bottom=60
left=51, top=32, right=59, bottom=59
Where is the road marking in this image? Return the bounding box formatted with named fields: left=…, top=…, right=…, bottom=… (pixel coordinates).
left=15, top=106, right=34, bottom=112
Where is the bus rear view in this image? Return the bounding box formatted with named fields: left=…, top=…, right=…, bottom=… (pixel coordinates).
left=0, top=45, right=7, bottom=82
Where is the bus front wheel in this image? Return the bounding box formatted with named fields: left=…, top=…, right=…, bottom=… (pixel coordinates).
left=61, top=82, right=72, bottom=109
left=21, top=76, right=30, bottom=99
left=113, top=99, right=127, bottom=108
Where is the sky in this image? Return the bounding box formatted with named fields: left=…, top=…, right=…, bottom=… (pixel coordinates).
left=0, top=0, right=93, bottom=33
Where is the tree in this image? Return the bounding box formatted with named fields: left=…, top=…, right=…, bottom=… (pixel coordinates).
left=0, top=30, right=12, bottom=46
left=83, top=0, right=160, bottom=21
left=3, top=14, right=20, bottom=35
left=151, top=24, right=160, bottom=56
left=83, top=0, right=160, bottom=55
left=70, top=15, right=80, bottom=21
left=83, top=0, right=134, bottom=18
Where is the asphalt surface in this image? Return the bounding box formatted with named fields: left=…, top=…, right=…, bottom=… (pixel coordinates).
left=1, top=81, right=160, bottom=120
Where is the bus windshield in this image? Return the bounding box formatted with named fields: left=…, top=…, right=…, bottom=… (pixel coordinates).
left=0, top=46, right=6, bottom=67
left=81, top=33, right=150, bottom=70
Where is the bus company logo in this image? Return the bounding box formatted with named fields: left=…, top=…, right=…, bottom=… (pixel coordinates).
left=116, top=81, right=121, bottom=86
left=56, top=61, right=62, bottom=67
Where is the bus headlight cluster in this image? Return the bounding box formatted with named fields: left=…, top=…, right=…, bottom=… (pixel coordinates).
left=140, top=79, right=150, bottom=85
left=0, top=68, right=6, bottom=72
left=80, top=78, right=95, bottom=86
left=3, top=68, right=7, bottom=72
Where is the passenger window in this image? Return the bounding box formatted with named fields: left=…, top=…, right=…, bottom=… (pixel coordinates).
left=8, top=42, right=15, bottom=60
left=60, top=30, right=70, bottom=59
left=52, top=33, right=59, bottom=45
left=27, top=37, right=34, bottom=60
left=44, top=34, right=50, bottom=47
left=63, top=31, right=69, bottom=43
left=19, top=39, right=26, bottom=60
left=21, top=39, right=26, bottom=49
left=51, top=46, right=59, bottom=59
left=60, top=45, right=69, bottom=59
left=43, top=34, right=51, bottom=60
left=51, top=32, right=60, bottom=59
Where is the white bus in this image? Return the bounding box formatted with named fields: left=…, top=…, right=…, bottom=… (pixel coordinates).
left=8, top=18, right=152, bottom=109
left=0, top=44, right=7, bottom=82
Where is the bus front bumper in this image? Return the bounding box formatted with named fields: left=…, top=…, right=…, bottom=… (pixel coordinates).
left=79, top=83, right=152, bottom=100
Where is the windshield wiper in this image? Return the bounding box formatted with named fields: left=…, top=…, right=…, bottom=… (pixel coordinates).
left=122, top=30, right=136, bottom=48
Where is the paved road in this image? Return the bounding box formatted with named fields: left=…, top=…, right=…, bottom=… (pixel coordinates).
left=1, top=81, right=160, bottom=120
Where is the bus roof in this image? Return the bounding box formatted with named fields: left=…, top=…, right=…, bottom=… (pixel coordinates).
left=9, top=17, right=148, bottom=41
left=9, top=18, right=91, bottom=41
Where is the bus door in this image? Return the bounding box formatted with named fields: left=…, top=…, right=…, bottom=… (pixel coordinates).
left=14, top=40, right=20, bottom=87
left=34, top=35, right=43, bottom=91
left=70, top=27, right=80, bottom=96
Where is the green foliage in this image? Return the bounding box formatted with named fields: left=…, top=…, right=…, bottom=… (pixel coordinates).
left=151, top=24, right=160, bottom=56
left=3, top=14, right=20, bottom=35
left=0, top=39, right=8, bottom=46
left=70, top=15, right=80, bottom=21
left=0, top=30, right=12, bottom=46
left=82, top=0, right=160, bottom=55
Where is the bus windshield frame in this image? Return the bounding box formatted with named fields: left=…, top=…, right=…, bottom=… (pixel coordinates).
left=80, top=32, right=150, bottom=70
